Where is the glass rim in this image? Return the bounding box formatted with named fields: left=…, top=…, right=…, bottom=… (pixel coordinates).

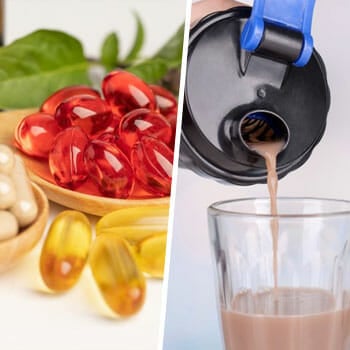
left=208, top=197, right=350, bottom=219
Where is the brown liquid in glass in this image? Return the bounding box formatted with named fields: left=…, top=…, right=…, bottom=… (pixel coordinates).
left=221, top=139, right=350, bottom=349
left=222, top=288, right=350, bottom=350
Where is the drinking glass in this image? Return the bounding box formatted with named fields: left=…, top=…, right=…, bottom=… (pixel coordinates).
left=208, top=198, right=350, bottom=350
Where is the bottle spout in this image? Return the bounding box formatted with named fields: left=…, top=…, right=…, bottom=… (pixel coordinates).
left=239, top=110, right=290, bottom=153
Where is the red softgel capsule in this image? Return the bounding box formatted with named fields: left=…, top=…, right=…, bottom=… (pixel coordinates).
left=55, top=95, right=113, bottom=136
left=149, top=85, right=177, bottom=148
left=95, top=132, right=129, bottom=157
left=167, top=113, right=177, bottom=149
left=40, top=85, right=100, bottom=115
left=131, top=136, right=173, bottom=196
left=119, top=108, right=172, bottom=152
left=96, top=132, right=118, bottom=145
left=15, top=112, right=62, bottom=159
left=49, top=127, right=89, bottom=189
left=167, top=113, right=177, bottom=132
left=85, top=140, right=134, bottom=199
left=150, top=85, right=178, bottom=116
left=102, top=70, right=156, bottom=118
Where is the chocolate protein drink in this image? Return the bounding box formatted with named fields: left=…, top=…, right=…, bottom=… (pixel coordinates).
left=222, top=288, right=350, bottom=350
left=221, top=136, right=350, bottom=349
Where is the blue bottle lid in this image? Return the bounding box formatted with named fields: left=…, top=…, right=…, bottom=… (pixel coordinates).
left=241, top=0, right=316, bottom=67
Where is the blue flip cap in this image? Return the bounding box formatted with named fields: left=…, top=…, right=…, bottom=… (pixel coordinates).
left=241, top=0, right=316, bottom=67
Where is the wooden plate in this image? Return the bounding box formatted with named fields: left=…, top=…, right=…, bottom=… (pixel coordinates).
left=0, top=183, right=49, bottom=272
left=0, top=109, right=170, bottom=216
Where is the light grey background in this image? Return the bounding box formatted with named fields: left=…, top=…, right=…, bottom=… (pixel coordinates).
left=163, top=0, right=350, bottom=349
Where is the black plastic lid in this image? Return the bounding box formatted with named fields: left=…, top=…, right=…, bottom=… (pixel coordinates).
left=180, top=7, right=330, bottom=185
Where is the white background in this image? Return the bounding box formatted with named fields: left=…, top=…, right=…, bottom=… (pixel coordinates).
left=163, top=0, right=350, bottom=349
left=2, top=1, right=185, bottom=350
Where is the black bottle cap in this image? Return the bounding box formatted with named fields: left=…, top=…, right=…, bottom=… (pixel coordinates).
left=180, top=7, right=330, bottom=185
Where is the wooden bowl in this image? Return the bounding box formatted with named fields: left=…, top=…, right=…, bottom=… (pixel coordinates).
left=0, top=183, right=49, bottom=272
left=0, top=109, right=170, bottom=216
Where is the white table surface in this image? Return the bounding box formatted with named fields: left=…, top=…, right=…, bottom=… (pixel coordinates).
left=1, top=1, right=186, bottom=349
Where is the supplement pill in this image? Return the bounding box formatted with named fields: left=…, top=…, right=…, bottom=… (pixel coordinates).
left=135, top=233, right=167, bottom=279
left=40, top=211, right=92, bottom=292
left=14, top=113, right=62, bottom=159
left=118, top=108, right=172, bottom=152
left=102, top=70, right=156, bottom=118
left=0, top=174, right=16, bottom=210
left=40, top=85, right=100, bottom=115
left=84, top=140, right=134, bottom=198
left=149, top=85, right=178, bottom=116
left=96, top=205, right=169, bottom=244
left=131, top=136, right=173, bottom=196
left=90, top=235, right=146, bottom=316
left=0, top=145, right=15, bottom=174
left=49, top=126, right=89, bottom=189
left=55, top=95, right=113, bottom=136
left=10, top=156, right=38, bottom=227
left=0, top=211, right=19, bottom=241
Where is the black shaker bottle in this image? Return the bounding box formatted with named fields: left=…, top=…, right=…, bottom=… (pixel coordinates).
left=180, top=1, right=330, bottom=185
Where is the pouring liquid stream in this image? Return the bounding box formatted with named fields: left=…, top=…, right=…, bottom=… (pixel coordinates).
left=244, top=114, right=286, bottom=293
left=248, top=141, right=284, bottom=294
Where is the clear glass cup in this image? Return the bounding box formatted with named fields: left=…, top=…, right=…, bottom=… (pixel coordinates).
left=208, top=198, right=350, bottom=350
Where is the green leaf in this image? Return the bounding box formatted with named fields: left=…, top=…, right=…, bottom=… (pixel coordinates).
left=0, top=29, right=90, bottom=109
left=127, top=59, right=168, bottom=84
left=101, top=32, right=119, bottom=71
left=123, top=12, right=145, bottom=64
left=153, top=24, right=184, bottom=68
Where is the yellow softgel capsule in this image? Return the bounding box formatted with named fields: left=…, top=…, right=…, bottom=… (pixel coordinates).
left=96, top=205, right=169, bottom=244
left=135, top=233, right=167, bottom=279
left=40, top=210, right=92, bottom=292
left=89, top=234, right=146, bottom=317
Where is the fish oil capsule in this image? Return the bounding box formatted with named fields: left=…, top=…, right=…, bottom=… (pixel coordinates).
left=135, top=233, right=167, bottom=279
left=14, top=113, right=62, bottom=159
left=40, top=85, right=100, bottom=115
left=0, top=174, right=16, bottom=210
left=90, top=234, right=146, bottom=316
left=84, top=140, right=134, bottom=198
left=10, top=155, right=38, bottom=227
left=118, top=108, right=173, bottom=153
left=96, top=205, right=169, bottom=244
left=0, top=145, right=15, bottom=174
left=55, top=95, right=113, bottom=136
left=49, top=127, right=89, bottom=189
left=102, top=70, right=156, bottom=118
left=0, top=211, right=19, bottom=241
left=131, top=136, right=173, bottom=196
left=40, top=211, right=92, bottom=292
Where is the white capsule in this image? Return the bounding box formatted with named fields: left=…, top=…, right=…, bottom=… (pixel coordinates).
left=0, top=174, right=16, bottom=209
left=0, top=145, right=15, bottom=175
left=0, top=211, right=19, bottom=240
left=10, top=155, right=38, bottom=227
